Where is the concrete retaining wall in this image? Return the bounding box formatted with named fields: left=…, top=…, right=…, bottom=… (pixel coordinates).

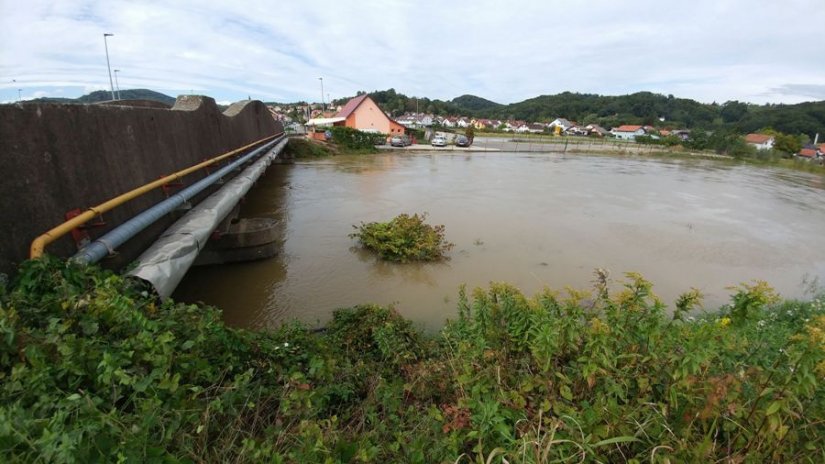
left=0, top=96, right=282, bottom=276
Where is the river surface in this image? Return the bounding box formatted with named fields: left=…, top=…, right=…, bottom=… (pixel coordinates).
left=173, top=152, right=825, bottom=331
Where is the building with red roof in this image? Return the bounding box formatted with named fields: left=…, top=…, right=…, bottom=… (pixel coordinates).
left=335, top=94, right=405, bottom=135
left=305, top=94, right=405, bottom=141
left=610, top=125, right=646, bottom=140
left=744, top=133, right=775, bottom=150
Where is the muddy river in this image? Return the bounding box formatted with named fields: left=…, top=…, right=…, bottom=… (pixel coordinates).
left=174, top=152, right=825, bottom=330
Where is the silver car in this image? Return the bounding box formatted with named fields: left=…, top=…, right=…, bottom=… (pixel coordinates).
left=390, top=135, right=410, bottom=147
left=431, top=135, right=447, bottom=147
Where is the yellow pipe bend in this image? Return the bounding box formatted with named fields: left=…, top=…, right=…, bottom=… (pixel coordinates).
left=30, top=133, right=280, bottom=259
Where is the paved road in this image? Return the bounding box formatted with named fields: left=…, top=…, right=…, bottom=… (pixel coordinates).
left=377, top=143, right=499, bottom=152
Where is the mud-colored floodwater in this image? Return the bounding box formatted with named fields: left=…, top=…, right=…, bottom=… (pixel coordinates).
left=173, top=153, right=825, bottom=331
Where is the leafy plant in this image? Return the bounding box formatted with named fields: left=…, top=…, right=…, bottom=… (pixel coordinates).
left=329, top=126, right=384, bottom=151
left=1, top=258, right=823, bottom=462
left=350, top=213, right=454, bottom=262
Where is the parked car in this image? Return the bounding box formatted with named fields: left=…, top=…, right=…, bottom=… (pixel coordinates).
left=390, top=135, right=410, bottom=147
left=455, top=135, right=471, bottom=147
left=431, top=135, right=447, bottom=147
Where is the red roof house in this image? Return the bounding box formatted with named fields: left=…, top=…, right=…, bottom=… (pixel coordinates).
left=615, top=125, right=643, bottom=132
left=610, top=125, right=646, bottom=140
left=335, top=94, right=405, bottom=135
left=744, top=133, right=775, bottom=150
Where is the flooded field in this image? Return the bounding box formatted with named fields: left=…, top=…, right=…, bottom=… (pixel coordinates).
left=174, top=152, right=825, bottom=330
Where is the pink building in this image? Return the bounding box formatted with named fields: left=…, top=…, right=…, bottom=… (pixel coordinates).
left=336, top=94, right=405, bottom=135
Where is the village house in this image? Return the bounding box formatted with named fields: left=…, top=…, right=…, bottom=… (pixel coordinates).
left=456, top=117, right=471, bottom=128
left=566, top=125, right=589, bottom=136
left=305, top=94, right=405, bottom=141
left=398, top=113, right=434, bottom=128
left=744, top=133, right=775, bottom=150
left=611, top=125, right=646, bottom=140
left=440, top=117, right=456, bottom=128
left=515, top=123, right=532, bottom=133
left=549, top=118, right=574, bottom=132
left=585, top=124, right=609, bottom=137
left=472, top=118, right=493, bottom=130
left=528, top=123, right=546, bottom=134
left=797, top=148, right=816, bottom=159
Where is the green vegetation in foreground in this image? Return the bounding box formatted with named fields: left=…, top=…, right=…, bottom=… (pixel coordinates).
left=1, top=259, right=824, bottom=462
left=350, top=213, right=454, bottom=263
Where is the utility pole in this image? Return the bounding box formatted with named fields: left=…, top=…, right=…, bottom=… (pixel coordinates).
left=113, top=69, right=121, bottom=100
left=17, top=88, right=22, bottom=101
left=103, top=33, right=115, bottom=100
left=318, top=77, right=325, bottom=111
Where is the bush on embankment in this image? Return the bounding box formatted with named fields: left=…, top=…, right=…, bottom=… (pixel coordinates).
left=284, top=137, right=333, bottom=159
left=0, top=258, right=823, bottom=462
left=329, top=126, right=384, bottom=152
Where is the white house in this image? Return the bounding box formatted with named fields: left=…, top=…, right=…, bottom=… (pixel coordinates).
left=416, top=114, right=434, bottom=127
left=549, top=118, right=574, bottom=131
left=744, top=133, right=775, bottom=150
left=456, top=117, right=470, bottom=128
left=611, top=125, right=647, bottom=140
left=440, top=117, right=455, bottom=128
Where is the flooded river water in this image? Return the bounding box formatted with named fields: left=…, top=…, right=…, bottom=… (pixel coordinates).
left=173, top=152, right=825, bottom=330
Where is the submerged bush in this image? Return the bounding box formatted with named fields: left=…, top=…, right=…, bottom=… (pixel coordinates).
left=350, top=213, right=454, bottom=262
left=1, top=258, right=823, bottom=462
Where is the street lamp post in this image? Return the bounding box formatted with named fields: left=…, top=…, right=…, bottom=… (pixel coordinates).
left=17, top=89, right=22, bottom=101
left=318, top=77, right=325, bottom=112
left=103, top=33, right=115, bottom=100
left=114, top=69, right=121, bottom=100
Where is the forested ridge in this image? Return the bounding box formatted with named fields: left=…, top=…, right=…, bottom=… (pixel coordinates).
left=351, top=89, right=825, bottom=139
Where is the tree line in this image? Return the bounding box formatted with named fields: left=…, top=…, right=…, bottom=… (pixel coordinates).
left=351, top=89, right=824, bottom=142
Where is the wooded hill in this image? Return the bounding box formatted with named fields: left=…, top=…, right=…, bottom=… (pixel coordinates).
left=361, top=89, right=825, bottom=140
left=30, top=89, right=176, bottom=106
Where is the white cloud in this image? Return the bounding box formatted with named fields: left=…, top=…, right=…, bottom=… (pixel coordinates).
left=2, top=0, right=824, bottom=105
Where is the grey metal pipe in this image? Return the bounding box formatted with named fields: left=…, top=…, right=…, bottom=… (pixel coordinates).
left=73, top=136, right=285, bottom=264
left=128, top=139, right=288, bottom=297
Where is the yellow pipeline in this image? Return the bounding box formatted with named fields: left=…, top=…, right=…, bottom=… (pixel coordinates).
left=30, top=134, right=281, bottom=259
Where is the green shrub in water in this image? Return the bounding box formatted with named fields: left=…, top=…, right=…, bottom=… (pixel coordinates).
left=350, top=213, right=454, bottom=262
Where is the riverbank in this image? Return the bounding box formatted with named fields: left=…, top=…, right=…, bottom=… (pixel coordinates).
left=468, top=132, right=825, bottom=175
left=2, top=258, right=823, bottom=462
left=294, top=135, right=825, bottom=176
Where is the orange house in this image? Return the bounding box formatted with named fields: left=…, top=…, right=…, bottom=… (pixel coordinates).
left=336, top=94, right=406, bottom=135
left=306, top=94, right=406, bottom=141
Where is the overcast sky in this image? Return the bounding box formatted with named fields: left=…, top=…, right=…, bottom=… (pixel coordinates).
left=2, top=0, right=824, bottom=106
